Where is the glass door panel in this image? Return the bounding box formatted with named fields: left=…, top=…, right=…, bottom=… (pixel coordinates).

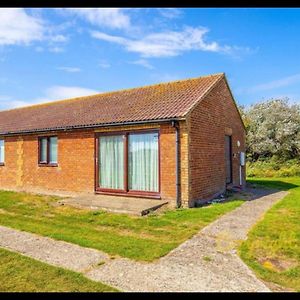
left=99, top=135, right=125, bottom=190
left=128, top=132, right=159, bottom=192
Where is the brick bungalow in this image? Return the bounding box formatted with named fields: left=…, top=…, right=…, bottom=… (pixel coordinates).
left=0, top=73, right=245, bottom=208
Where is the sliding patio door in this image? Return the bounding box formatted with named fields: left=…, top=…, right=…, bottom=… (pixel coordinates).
left=97, top=131, right=160, bottom=196
left=128, top=132, right=159, bottom=192
left=99, top=135, right=125, bottom=191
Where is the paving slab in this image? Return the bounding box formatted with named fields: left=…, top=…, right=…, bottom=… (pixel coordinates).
left=59, top=194, right=168, bottom=216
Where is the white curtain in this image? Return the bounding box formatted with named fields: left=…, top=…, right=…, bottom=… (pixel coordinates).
left=0, top=140, right=4, bottom=163
left=49, top=137, right=58, bottom=163
left=40, top=138, right=47, bottom=162
left=128, top=133, right=159, bottom=192
left=99, top=135, right=124, bottom=189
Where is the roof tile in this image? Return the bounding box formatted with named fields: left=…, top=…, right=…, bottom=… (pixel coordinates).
left=0, top=73, right=223, bottom=135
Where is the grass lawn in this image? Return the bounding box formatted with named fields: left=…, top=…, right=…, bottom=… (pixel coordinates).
left=239, top=177, right=300, bottom=292
left=0, top=247, right=117, bottom=292
left=0, top=191, right=242, bottom=261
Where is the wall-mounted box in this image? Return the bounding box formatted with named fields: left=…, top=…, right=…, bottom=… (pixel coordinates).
left=240, top=152, right=245, bottom=166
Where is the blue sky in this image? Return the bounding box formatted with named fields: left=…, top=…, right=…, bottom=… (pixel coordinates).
left=0, top=8, right=300, bottom=110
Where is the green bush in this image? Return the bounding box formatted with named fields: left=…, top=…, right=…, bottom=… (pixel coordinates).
left=246, top=159, right=300, bottom=178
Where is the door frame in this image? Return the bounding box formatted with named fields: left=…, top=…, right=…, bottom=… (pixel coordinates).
left=94, top=129, right=161, bottom=199
left=225, top=135, right=233, bottom=185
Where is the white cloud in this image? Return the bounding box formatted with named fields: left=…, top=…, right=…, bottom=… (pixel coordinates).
left=0, top=8, right=68, bottom=50
left=0, top=95, right=20, bottom=110
left=158, top=8, right=182, bottom=19
left=50, top=34, right=68, bottom=43
left=91, top=26, right=234, bottom=58
left=2, top=86, right=99, bottom=109
left=250, top=74, right=300, bottom=92
left=92, top=31, right=126, bottom=43
left=57, top=66, right=81, bottom=73
left=63, top=8, right=131, bottom=30
left=36, top=46, right=66, bottom=53
left=36, top=86, right=99, bottom=102
left=3, top=100, right=29, bottom=109
left=130, top=59, right=154, bottom=69
left=0, top=8, right=44, bottom=46
left=49, top=46, right=64, bottom=53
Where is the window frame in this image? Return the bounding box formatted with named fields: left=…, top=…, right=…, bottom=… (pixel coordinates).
left=38, top=136, right=58, bottom=167
left=95, top=129, right=161, bottom=199
left=0, top=138, right=4, bottom=166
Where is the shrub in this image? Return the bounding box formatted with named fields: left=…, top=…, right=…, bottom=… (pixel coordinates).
left=246, top=159, right=300, bottom=178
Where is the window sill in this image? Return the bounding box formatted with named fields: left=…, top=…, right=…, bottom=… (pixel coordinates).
left=0, top=163, right=4, bottom=166
left=38, top=163, right=58, bottom=167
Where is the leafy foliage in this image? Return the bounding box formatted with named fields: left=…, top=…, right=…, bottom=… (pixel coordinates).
left=239, top=98, right=300, bottom=161
left=247, top=158, right=300, bottom=178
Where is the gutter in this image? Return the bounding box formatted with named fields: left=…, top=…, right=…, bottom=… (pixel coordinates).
left=171, top=120, right=181, bottom=208
left=0, top=117, right=185, bottom=136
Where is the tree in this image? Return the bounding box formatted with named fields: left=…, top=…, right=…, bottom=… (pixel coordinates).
left=240, top=98, right=300, bottom=161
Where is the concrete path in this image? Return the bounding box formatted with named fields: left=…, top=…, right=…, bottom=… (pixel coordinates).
left=0, top=226, right=110, bottom=272
left=0, top=189, right=288, bottom=292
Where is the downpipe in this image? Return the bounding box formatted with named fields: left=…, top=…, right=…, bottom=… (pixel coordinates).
left=171, top=120, right=181, bottom=208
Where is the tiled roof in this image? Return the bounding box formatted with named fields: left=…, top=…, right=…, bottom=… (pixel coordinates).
left=0, top=73, right=224, bottom=135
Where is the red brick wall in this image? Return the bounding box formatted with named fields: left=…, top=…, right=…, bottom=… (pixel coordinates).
left=187, top=77, right=246, bottom=207
left=0, top=123, right=180, bottom=205
left=0, top=131, right=95, bottom=195
left=0, top=79, right=245, bottom=208
left=0, top=136, right=19, bottom=189
left=160, top=124, right=176, bottom=202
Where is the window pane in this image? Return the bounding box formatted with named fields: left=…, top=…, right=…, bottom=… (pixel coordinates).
left=49, top=137, right=58, bottom=164
left=99, top=135, right=124, bottom=190
left=128, top=132, right=159, bottom=192
left=0, top=140, right=4, bottom=163
left=40, top=138, right=47, bottom=162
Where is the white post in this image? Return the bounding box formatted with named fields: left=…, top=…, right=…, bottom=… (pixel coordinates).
left=239, top=165, right=242, bottom=186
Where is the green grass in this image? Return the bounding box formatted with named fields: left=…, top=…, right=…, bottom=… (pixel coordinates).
left=239, top=177, right=300, bottom=292
left=247, top=158, right=300, bottom=178
left=0, top=247, right=117, bottom=292
left=0, top=191, right=242, bottom=261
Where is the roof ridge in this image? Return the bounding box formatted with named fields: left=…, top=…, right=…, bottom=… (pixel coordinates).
left=182, top=72, right=225, bottom=117
left=0, top=72, right=225, bottom=113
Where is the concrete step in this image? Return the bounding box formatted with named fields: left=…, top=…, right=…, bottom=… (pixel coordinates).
left=59, top=195, right=169, bottom=216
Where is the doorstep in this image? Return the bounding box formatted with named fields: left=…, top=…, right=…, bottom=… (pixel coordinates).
left=58, top=194, right=169, bottom=216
